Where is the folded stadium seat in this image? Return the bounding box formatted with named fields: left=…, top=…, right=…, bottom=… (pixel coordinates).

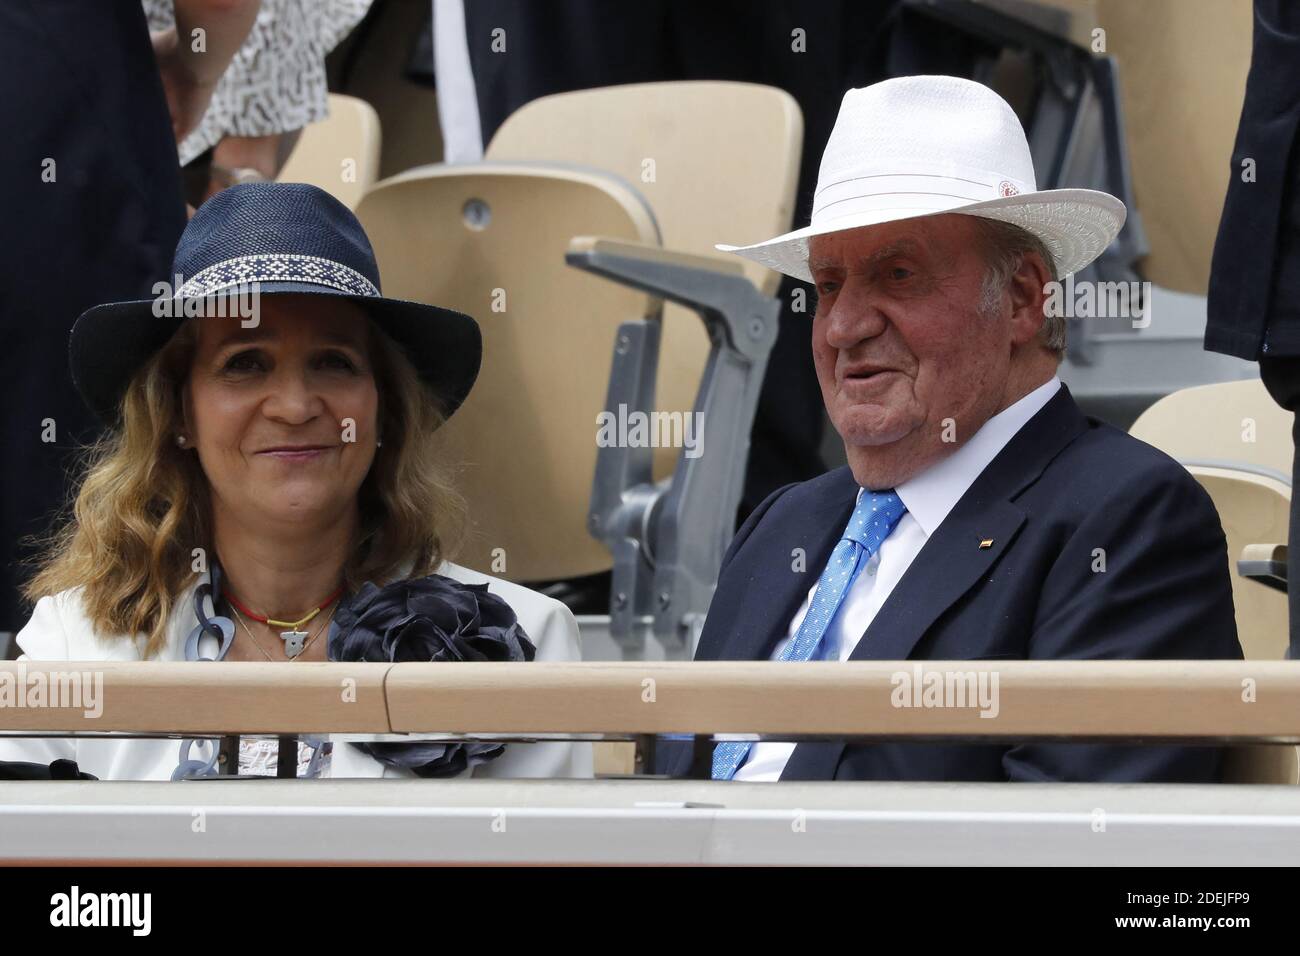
left=483, top=80, right=799, bottom=499
left=484, top=81, right=799, bottom=304
left=1184, top=464, right=1294, bottom=783
left=1183, top=466, right=1290, bottom=661
left=1129, top=380, right=1292, bottom=656
left=1129, top=379, right=1292, bottom=475
left=358, top=83, right=798, bottom=772
left=356, top=164, right=663, bottom=589
left=1130, top=380, right=1297, bottom=783
left=277, top=93, right=382, bottom=210
left=482, top=80, right=800, bottom=644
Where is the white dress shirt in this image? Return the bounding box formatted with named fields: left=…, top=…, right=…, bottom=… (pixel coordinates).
left=732, top=376, right=1062, bottom=781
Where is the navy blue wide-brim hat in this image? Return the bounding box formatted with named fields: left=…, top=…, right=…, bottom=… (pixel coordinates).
left=70, top=181, right=482, bottom=426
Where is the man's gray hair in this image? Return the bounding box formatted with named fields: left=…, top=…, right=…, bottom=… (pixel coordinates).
left=970, top=216, right=1064, bottom=357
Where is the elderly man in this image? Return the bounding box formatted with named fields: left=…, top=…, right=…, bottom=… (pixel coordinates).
left=658, top=75, right=1241, bottom=783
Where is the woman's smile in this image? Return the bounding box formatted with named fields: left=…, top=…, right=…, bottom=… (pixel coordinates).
left=255, top=445, right=337, bottom=464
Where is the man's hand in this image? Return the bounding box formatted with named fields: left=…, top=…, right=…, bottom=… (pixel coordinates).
left=152, top=27, right=218, bottom=144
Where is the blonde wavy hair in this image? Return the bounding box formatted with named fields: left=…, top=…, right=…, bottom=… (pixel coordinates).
left=21, top=313, right=468, bottom=659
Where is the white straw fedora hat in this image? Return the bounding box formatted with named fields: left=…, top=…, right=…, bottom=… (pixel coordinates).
left=718, top=75, right=1126, bottom=282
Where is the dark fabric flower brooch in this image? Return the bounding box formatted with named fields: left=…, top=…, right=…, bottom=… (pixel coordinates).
left=328, top=573, right=535, bottom=777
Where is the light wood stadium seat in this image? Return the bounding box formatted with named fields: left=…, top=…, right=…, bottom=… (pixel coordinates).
left=278, top=93, right=382, bottom=210
left=484, top=80, right=802, bottom=478
left=356, top=164, right=661, bottom=581
left=1132, top=381, right=1296, bottom=783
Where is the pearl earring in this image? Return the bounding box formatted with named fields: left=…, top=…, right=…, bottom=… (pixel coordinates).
left=176, top=434, right=187, bottom=447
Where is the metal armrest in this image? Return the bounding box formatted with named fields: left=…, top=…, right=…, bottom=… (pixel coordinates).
left=1238, top=543, right=1288, bottom=593
left=566, top=237, right=779, bottom=656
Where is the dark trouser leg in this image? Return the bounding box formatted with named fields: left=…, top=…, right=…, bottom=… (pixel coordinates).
left=1259, top=356, right=1300, bottom=657
left=1289, top=411, right=1300, bottom=659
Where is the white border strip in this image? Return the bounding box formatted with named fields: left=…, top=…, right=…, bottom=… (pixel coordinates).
left=5, top=803, right=1300, bottom=865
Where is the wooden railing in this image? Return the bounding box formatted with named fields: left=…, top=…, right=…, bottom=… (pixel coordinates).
left=1, top=660, right=1296, bottom=740
left=4, top=661, right=1300, bottom=863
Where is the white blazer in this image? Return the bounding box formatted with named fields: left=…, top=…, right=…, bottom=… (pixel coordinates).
left=0, top=561, right=592, bottom=781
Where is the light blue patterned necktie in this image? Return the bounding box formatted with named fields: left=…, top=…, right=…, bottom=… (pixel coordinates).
left=712, top=488, right=908, bottom=780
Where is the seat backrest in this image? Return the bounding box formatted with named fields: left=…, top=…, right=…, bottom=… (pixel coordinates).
left=1132, top=384, right=1296, bottom=783
left=355, top=164, right=671, bottom=581
left=1186, top=465, right=1290, bottom=662
left=486, top=81, right=802, bottom=297
left=1129, top=378, right=1293, bottom=477
left=485, top=84, right=802, bottom=537
left=278, top=94, right=382, bottom=210
left=1184, top=464, right=1297, bottom=784
left=1132, top=384, right=1290, bottom=654
left=486, top=79, right=803, bottom=357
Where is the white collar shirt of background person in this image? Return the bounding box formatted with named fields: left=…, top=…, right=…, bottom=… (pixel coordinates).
left=732, top=376, right=1062, bottom=781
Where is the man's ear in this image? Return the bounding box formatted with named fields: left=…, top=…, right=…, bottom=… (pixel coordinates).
left=1007, top=251, right=1053, bottom=346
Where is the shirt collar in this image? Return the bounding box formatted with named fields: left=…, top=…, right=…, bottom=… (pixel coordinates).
left=855, top=376, right=1061, bottom=537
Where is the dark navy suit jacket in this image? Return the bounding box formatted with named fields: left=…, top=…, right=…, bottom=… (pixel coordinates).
left=1205, top=0, right=1300, bottom=359
left=657, top=384, right=1243, bottom=782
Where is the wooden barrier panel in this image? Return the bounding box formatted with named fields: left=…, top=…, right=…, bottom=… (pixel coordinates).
left=0, top=662, right=391, bottom=734
left=3, top=660, right=1292, bottom=739
left=385, top=661, right=1300, bottom=738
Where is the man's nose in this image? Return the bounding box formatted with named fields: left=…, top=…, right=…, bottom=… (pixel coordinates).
left=822, top=282, right=887, bottom=350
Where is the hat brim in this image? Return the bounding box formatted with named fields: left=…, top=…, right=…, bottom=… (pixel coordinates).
left=716, top=188, right=1127, bottom=283
left=69, top=283, right=482, bottom=427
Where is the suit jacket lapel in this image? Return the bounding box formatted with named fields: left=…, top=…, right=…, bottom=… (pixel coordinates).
left=856, top=384, right=1088, bottom=662
left=779, top=384, right=1090, bottom=781
left=698, top=467, right=860, bottom=664
left=850, top=498, right=1026, bottom=662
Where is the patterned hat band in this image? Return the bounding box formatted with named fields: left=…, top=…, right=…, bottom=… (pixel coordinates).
left=173, top=253, right=381, bottom=299
left=70, top=182, right=482, bottom=428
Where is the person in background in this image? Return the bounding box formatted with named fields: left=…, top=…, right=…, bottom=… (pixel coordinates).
left=0, top=0, right=258, bottom=653
left=1204, top=0, right=1300, bottom=658
left=143, top=0, right=372, bottom=205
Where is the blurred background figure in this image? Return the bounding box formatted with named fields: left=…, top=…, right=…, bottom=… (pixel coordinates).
left=1205, top=0, right=1300, bottom=654
left=0, top=0, right=258, bottom=647
left=143, top=0, right=372, bottom=205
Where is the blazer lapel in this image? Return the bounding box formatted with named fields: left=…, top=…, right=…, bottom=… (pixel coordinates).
left=698, top=467, right=859, bottom=664
left=851, top=499, right=1027, bottom=663
left=780, top=384, right=1090, bottom=780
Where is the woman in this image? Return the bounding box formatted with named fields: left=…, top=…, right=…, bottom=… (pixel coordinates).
left=0, top=182, right=591, bottom=781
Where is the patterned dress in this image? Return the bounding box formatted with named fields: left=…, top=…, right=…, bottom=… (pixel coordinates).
left=142, top=0, right=372, bottom=165
left=238, top=737, right=334, bottom=777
